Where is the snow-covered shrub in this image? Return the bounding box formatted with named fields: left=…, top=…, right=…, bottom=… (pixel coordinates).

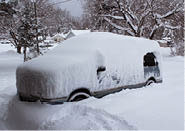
left=174, top=42, right=184, bottom=56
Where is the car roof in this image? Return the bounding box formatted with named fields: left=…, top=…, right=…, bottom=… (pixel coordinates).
left=52, top=32, right=159, bottom=53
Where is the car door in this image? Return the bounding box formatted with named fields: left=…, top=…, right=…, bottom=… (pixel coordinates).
left=97, top=66, right=121, bottom=90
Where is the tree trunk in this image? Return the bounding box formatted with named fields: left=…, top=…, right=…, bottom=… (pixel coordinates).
left=17, top=45, right=21, bottom=54
left=23, top=46, right=27, bottom=62
left=9, top=30, right=21, bottom=54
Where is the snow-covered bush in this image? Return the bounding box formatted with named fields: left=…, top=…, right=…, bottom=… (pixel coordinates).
left=174, top=42, right=184, bottom=56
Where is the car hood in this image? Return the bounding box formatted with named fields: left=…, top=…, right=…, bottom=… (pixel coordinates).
left=16, top=49, right=105, bottom=99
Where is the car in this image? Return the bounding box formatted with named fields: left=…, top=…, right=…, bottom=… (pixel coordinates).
left=16, top=32, right=163, bottom=104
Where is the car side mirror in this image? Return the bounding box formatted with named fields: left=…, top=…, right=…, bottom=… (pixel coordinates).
left=97, top=66, right=106, bottom=75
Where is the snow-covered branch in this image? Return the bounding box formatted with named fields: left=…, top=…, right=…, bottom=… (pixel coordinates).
left=155, top=3, right=181, bottom=19
left=103, top=17, right=135, bottom=36
left=84, top=0, right=184, bottom=43
left=100, top=15, right=124, bottom=20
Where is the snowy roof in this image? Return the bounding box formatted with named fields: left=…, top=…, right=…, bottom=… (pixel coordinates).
left=52, top=33, right=66, bottom=38
left=57, top=32, right=160, bottom=55
left=70, top=29, right=90, bottom=36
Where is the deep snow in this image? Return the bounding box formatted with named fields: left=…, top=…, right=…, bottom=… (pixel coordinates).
left=0, top=42, right=184, bottom=130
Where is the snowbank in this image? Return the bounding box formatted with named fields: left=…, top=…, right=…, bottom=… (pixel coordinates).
left=0, top=44, right=16, bottom=52
left=39, top=104, right=135, bottom=130
left=0, top=50, right=19, bottom=56
left=16, top=32, right=161, bottom=99
left=0, top=50, right=22, bottom=71
left=4, top=96, right=135, bottom=130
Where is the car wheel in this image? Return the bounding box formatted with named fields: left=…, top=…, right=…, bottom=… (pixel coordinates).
left=146, top=79, right=155, bottom=86
left=68, top=92, right=90, bottom=102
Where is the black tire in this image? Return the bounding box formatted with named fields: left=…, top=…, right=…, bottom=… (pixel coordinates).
left=68, top=92, right=90, bottom=102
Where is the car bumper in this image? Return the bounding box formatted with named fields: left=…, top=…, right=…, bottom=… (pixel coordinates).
left=18, top=92, right=68, bottom=105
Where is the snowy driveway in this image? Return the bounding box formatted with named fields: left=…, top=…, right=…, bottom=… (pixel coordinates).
left=0, top=47, right=184, bottom=130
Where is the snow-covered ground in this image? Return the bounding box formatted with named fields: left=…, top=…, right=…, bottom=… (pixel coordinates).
left=0, top=43, right=184, bottom=130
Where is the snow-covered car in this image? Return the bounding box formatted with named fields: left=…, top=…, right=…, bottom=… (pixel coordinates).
left=16, top=32, right=163, bottom=103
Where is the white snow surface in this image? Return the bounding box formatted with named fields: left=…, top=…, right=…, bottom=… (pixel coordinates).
left=0, top=42, right=184, bottom=130
left=16, top=32, right=162, bottom=99
left=70, top=29, right=91, bottom=36
left=0, top=43, right=16, bottom=53
left=0, top=44, right=23, bottom=92
left=4, top=96, right=135, bottom=130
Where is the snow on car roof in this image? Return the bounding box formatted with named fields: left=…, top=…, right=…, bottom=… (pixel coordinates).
left=50, top=32, right=160, bottom=66
left=51, top=32, right=159, bottom=54
left=70, top=29, right=91, bottom=36
left=23, top=32, right=159, bottom=69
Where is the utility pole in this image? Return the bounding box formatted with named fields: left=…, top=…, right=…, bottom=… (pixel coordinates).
left=32, top=0, right=73, bottom=55
left=33, top=0, right=40, bottom=54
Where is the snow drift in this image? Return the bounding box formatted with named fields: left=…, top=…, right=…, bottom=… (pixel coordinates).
left=39, top=104, right=135, bottom=130
left=16, top=32, right=161, bottom=99
left=4, top=96, right=135, bottom=130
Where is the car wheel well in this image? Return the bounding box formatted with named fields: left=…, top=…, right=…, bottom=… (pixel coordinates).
left=148, top=77, right=156, bottom=82
left=67, top=88, right=91, bottom=102
left=146, top=77, right=156, bottom=86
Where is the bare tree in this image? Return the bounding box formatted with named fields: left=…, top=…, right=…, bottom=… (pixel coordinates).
left=83, top=0, right=184, bottom=55
left=0, top=0, right=83, bottom=60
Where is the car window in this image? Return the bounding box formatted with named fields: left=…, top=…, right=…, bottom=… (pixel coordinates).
left=144, top=53, right=157, bottom=67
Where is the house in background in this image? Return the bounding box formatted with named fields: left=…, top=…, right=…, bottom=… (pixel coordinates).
left=52, top=33, right=66, bottom=43
left=65, top=29, right=91, bottom=39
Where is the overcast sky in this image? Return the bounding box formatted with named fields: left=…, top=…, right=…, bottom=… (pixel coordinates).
left=51, top=0, right=84, bottom=17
